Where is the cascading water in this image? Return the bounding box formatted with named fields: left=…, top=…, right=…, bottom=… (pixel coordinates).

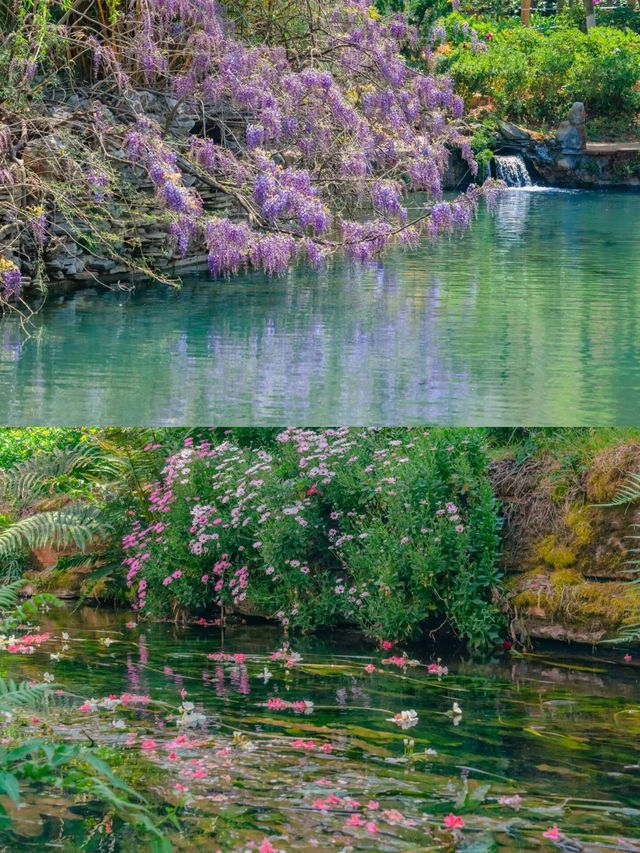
left=493, top=154, right=532, bottom=187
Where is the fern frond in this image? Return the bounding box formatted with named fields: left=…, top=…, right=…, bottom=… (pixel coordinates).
left=0, top=503, right=109, bottom=559
left=601, top=518, right=640, bottom=643
left=612, top=577, right=640, bottom=643
left=91, top=429, right=169, bottom=486
left=0, top=676, right=53, bottom=711
left=0, top=579, right=25, bottom=611
left=599, top=471, right=640, bottom=507
left=2, top=593, right=62, bottom=628
left=0, top=446, right=120, bottom=503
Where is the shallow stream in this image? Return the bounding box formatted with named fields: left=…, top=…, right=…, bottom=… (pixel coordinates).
left=2, top=608, right=638, bottom=851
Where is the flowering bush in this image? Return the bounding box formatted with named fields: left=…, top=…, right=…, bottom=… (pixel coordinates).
left=123, top=429, right=503, bottom=650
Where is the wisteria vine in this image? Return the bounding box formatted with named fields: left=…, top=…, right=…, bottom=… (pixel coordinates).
left=0, top=0, right=504, bottom=306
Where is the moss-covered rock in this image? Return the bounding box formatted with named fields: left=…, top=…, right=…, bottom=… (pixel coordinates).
left=549, top=568, right=583, bottom=589
left=495, top=437, right=640, bottom=644
left=536, top=535, right=578, bottom=570
left=566, top=504, right=593, bottom=545
left=510, top=568, right=626, bottom=643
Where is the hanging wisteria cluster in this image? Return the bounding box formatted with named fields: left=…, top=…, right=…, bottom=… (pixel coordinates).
left=0, top=258, right=22, bottom=300
left=0, top=0, right=503, bottom=295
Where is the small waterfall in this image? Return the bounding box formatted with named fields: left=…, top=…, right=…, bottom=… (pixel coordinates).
left=493, top=154, right=532, bottom=187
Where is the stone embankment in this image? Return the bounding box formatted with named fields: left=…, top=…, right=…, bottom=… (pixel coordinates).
left=1, top=88, right=243, bottom=291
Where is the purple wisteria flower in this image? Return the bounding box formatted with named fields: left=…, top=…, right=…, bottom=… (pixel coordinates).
left=0, top=258, right=22, bottom=299
left=94, top=0, right=504, bottom=282
left=28, top=206, right=47, bottom=247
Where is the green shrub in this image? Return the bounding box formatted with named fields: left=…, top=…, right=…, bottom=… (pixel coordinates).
left=567, top=27, right=640, bottom=116
left=435, top=17, right=640, bottom=125
left=597, top=4, right=640, bottom=35
left=0, top=428, right=84, bottom=470
left=124, top=429, right=504, bottom=651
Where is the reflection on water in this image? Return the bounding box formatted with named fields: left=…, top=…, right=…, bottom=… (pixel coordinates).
left=1, top=189, right=640, bottom=424
left=2, top=608, right=639, bottom=852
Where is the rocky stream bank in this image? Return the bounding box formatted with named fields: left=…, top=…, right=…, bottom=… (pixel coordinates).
left=492, top=102, right=640, bottom=188
left=4, top=91, right=638, bottom=302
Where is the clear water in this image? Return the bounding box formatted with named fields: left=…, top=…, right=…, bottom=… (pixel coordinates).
left=2, top=608, right=639, bottom=852
left=1, top=189, right=640, bottom=425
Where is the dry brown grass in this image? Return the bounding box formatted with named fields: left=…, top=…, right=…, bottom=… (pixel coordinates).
left=585, top=442, right=640, bottom=503
left=490, top=455, right=572, bottom=565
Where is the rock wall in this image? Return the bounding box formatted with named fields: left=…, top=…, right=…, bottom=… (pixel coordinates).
left=1, top=88, right=245, bottom=291
left=494, top=107, right=640, bottom=189
left=442, top=147, right=476, bottom=190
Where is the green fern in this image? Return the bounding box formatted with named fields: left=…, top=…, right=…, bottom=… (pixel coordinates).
left=0, top=550, right=29, bottom=583
left=592, top=470, right=640, bottom=643
left=606, top=539, right=640, bottom=644
left=598, top=471, right=640, bottom=507
left=0, top=579, right=25, bottom=611
left=0, top=676, right=53, bottom=711
left=0, top=502, right=110, bottom=559
left=0, top=581, right=59, bottom=710
left=0, top=436, right=161, bottom=605
left=0, top=578, right=62, bottom=631
left=91, top=428, right=172, bottom=511
left=0, top=445, right=119, bottom=503
left=2, top=593, right=62, bottom=630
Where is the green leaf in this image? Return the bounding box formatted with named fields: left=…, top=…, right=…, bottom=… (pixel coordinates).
left=0, top=771, right=20, bottom=804
left=82, top=751, right=141, bottom=799
left=151, top=838, right=174, bottom=853
left=0, top=502, right=110, bottom=559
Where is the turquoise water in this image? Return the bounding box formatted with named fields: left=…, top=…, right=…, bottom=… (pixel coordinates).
left=1, top=609, right=639, bottom=851
left=1, top=188, right=639, bottom=424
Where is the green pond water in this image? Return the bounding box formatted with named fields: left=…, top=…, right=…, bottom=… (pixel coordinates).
left=1, top=608, right=638, bottom=852
left=1, top=188, right=640, bottom=425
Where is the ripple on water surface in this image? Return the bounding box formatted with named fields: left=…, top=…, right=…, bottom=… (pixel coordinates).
left=1, top=189, right=640, bottom=423
left=2, top=609, right=639, bottom=851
